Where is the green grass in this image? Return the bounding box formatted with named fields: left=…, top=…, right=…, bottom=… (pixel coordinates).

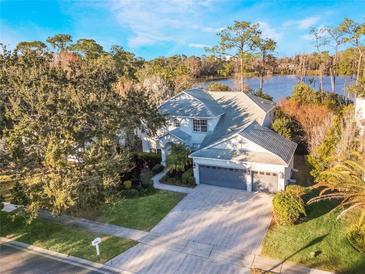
left=95, top=190, right=185, bottom=231
left=0, top=212, right=135, bottom=263
left=261, top=200, right=365, bottom=274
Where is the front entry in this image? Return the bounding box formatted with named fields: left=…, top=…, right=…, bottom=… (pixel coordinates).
left=199, top=165, right=247, bottom=190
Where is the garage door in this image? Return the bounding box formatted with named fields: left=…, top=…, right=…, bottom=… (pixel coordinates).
left=252, top=171, right=278, bottom=193
left=199, top=165, right=247, bottom=190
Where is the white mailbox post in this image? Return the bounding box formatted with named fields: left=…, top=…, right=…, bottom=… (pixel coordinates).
left=91, top=237, right=101, bottom=256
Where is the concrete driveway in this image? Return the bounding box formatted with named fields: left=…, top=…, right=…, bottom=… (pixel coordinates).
left=107, top=185, right=273, bottom=274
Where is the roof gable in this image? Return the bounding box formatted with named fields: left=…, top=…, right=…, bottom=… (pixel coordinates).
left=239, top=122, right=297, bottom=164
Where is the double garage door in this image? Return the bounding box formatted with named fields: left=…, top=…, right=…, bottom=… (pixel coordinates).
left=199, top=165, right=278, bottom=193
left=199, top=165, right=247, bottom=190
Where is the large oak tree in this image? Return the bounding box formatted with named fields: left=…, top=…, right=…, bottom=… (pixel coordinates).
left=0, top=38, right=164, bottom=219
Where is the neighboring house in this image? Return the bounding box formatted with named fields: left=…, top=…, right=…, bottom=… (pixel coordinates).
left=142, top=88, right=297, bottom=193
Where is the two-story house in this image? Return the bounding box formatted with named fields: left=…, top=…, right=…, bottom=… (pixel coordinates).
left=142, top=88, right=297, bottom=193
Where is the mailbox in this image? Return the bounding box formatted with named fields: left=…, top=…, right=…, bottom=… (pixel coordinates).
left=91, top=237, right=101, bottom=256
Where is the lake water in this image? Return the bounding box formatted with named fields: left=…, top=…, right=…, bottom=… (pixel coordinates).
left=201, top=75, right=355, bottom=101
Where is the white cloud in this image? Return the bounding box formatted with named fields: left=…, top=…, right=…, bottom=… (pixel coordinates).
left=188, top=43, right=210, bottom=49
left=257, top=21, right=283, bottom=41
left=302, top=34, right=314, bottom=41
left=109, top=0, right=218, bottom=48
left=202, top=26, right=224, bottom=33
left=298, top=16, right=320, bottom=29
left=283, top=16, right=320, bottom=29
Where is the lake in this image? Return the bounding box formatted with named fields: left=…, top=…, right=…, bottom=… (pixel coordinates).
left=200, top=75, right=355, bottom=101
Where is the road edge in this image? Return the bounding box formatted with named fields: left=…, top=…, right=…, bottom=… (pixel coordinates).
left=0, top=237, right=131, bottom=274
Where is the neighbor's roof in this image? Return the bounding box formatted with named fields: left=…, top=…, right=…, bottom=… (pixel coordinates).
left=159, top=89, right=224, bottom=118
left=192, top=122, right=297, bottom=165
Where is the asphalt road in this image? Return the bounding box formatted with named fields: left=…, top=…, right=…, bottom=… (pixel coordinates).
left=0, top=244, right=102, bottom=274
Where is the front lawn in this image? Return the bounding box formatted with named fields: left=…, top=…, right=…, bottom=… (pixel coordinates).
left=261, top=200, right=365, bottom=274
left=95, top=190, right=185, bottom=231
left=0, top=212, right=135, bottom=263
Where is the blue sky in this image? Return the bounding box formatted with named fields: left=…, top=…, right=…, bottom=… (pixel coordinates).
left=1, top=0, right=364, bottom=59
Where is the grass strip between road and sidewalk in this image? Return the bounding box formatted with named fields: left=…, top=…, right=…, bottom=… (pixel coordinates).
left=0, top=211, right=136, bottom=263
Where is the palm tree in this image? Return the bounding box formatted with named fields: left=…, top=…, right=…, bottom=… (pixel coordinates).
left=309, top=159, right=365, bottom=223
left=166, top=143, right=191, bottom=174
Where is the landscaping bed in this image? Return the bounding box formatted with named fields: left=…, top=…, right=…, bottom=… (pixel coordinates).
left=261, top=200, right=365, bottom=274
left=0, top=212, right=135, bottom=263
left=160, top=169, right=196, bottom=188
left=93, top=190, right=185, bottom=231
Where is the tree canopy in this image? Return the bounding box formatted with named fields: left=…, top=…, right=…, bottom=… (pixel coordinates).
left=0, top=37, right=164, bottom=219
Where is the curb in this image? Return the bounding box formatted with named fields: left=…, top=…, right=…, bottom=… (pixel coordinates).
left=0, top=237, right=133, bottom=274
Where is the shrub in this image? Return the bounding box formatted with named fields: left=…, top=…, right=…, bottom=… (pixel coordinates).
left=207, top=82, right=231, bottom=91
left=123, top=180, right=132, bottom=189
left=140, top=169, right=153, bottom=188
left=167, top=143, right=192, bottom=173
left=135, top=152, right=161, bottom=169
left=181, top=168, right=196, bottom=186
left=151, top=164, right=164, bottom=175
left=120, top=188, right=139, bottom=198
left=0, top=194, right=4, bottom=210
left=10, top=181, right=28, bottom=205
left=273, top=191, right=306, bottom=226
left=347, top=224, right=365, bottom=254
left=160, top=175, right=181, bottom=185
left=285, top=185, right=310, bottom=197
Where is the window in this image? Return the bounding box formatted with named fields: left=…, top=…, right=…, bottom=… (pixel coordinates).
left=193, top=119, right=208, bottom=132
left=173, top=119, right=180, bottom=127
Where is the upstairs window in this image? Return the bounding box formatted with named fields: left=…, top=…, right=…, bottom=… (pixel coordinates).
left=193, top=119, right=208, bottom=132
left=173, top=119, right=180, bottom=127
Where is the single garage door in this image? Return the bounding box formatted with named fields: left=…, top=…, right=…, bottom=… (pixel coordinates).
left=252, top=171, right=278, bottom=193
left=199, top=165, right=247, bottom=190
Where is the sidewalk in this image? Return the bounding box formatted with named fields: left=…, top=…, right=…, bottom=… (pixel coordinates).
left=152, top=169, right=194, bottom=194
left=39, top=211, right=148, bottom=241
left=0, top=237, right=129, bottom=274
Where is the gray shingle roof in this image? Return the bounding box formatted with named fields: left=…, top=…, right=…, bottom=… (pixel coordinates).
left=169, top=128, right=191, bottom=143
left=199, top=91, right=270, bottom=148
left=191, top=122, right=297, bottom=165
left=239, top=122, right=297, bottom=164
left=191, top=148, right=286, bottom=165
left=159, top=89, right=224, bottom=118
left=244, top=92, right=276, bottom=112
left=185, top=89, right=224, bottom=117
